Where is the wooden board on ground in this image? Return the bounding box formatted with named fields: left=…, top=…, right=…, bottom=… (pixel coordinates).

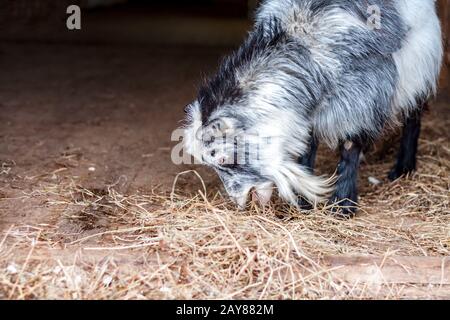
left=324, top=255, right=450, bottom=285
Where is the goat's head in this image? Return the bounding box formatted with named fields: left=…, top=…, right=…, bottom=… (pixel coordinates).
left=183, top=101, right=274, bottom=209
left=183, top=100, right=333, bottom=209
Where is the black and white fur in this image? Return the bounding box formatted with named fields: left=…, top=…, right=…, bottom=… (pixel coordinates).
left=183, top=0, right=443, bottom=215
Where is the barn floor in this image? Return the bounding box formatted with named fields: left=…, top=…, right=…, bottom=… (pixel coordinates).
left=0, top=42, right=449, bottom=299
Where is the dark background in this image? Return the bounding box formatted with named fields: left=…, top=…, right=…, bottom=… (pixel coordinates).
left=0, top=1, right=254, bottom=46
left=0, top=0, right=448, bottom=87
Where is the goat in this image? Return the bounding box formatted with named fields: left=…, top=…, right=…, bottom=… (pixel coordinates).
left=183, top=0, right=443, bottom=215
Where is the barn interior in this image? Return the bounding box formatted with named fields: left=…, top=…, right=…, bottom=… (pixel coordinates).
left=0, top=0, right=449, bottom=299
left=1, top=0, right=254, bottom=192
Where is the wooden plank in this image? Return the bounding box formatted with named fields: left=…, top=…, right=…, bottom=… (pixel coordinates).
left=438, top=0, right=450, bottom=90
left=382, top=285, right=450, bottom=300
left=323, top=256, right=450, bottom=285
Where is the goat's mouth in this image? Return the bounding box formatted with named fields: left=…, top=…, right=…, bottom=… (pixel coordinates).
left=231, top=194, right=248, bottom=210
left=229, top=182, right=274, bottom=210
left=252, top=182, right=274, bottom=206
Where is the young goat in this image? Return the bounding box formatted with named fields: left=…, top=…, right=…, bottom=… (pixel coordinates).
left=183, top=0, right=443, bottom=215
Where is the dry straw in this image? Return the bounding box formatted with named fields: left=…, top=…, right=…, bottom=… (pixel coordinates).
left=0, top=106, right=449, bottom=299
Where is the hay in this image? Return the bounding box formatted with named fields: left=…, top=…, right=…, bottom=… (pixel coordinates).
left=0, top=103, right=449, bottom=300
left=0, top=160, right=448, bottom=299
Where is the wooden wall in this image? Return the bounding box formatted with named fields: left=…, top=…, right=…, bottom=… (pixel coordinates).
left=438, top=0, right=450, bottom=92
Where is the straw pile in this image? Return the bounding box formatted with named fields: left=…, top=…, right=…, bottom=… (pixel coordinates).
left=0, top=103, right=449, bottom=300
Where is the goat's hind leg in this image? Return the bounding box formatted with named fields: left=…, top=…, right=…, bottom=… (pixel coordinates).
left=388, top=107, right=423, bottom=181
left=330, top=140, right=362, bottom=217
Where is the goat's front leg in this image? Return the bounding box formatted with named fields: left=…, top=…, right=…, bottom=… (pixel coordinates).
left=330, top=140, right=362, bottom=216
left=299, top=134, right=319, bottom=173
left=297, top=134, right=319, bottom=209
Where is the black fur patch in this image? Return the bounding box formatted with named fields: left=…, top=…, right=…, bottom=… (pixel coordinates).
left=331, top=141, right=362, bottom=216
left=388, top=108, right=423, bottom=181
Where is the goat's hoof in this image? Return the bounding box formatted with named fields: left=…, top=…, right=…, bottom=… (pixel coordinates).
left=329, top=198, right=358, bottom=218
left=388, top=166, right=415, bottom=181
left=297, top=198, right=313, bottom=211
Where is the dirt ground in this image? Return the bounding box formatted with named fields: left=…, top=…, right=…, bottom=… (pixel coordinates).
left=0, top=41, right=449, bottom=300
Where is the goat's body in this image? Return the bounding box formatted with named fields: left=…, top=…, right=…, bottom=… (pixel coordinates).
left=392, top=0, right=443, bottom=114
left=256, top=0, right=442, bottom=147
left=184, top=0, right=443, bottom=211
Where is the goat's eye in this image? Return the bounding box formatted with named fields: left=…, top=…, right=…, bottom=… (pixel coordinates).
left=210, top=150, right=216, bottom=157
left=203, top=134, right=215, bottom=145
left=212, top=122, right=221, bottom=131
